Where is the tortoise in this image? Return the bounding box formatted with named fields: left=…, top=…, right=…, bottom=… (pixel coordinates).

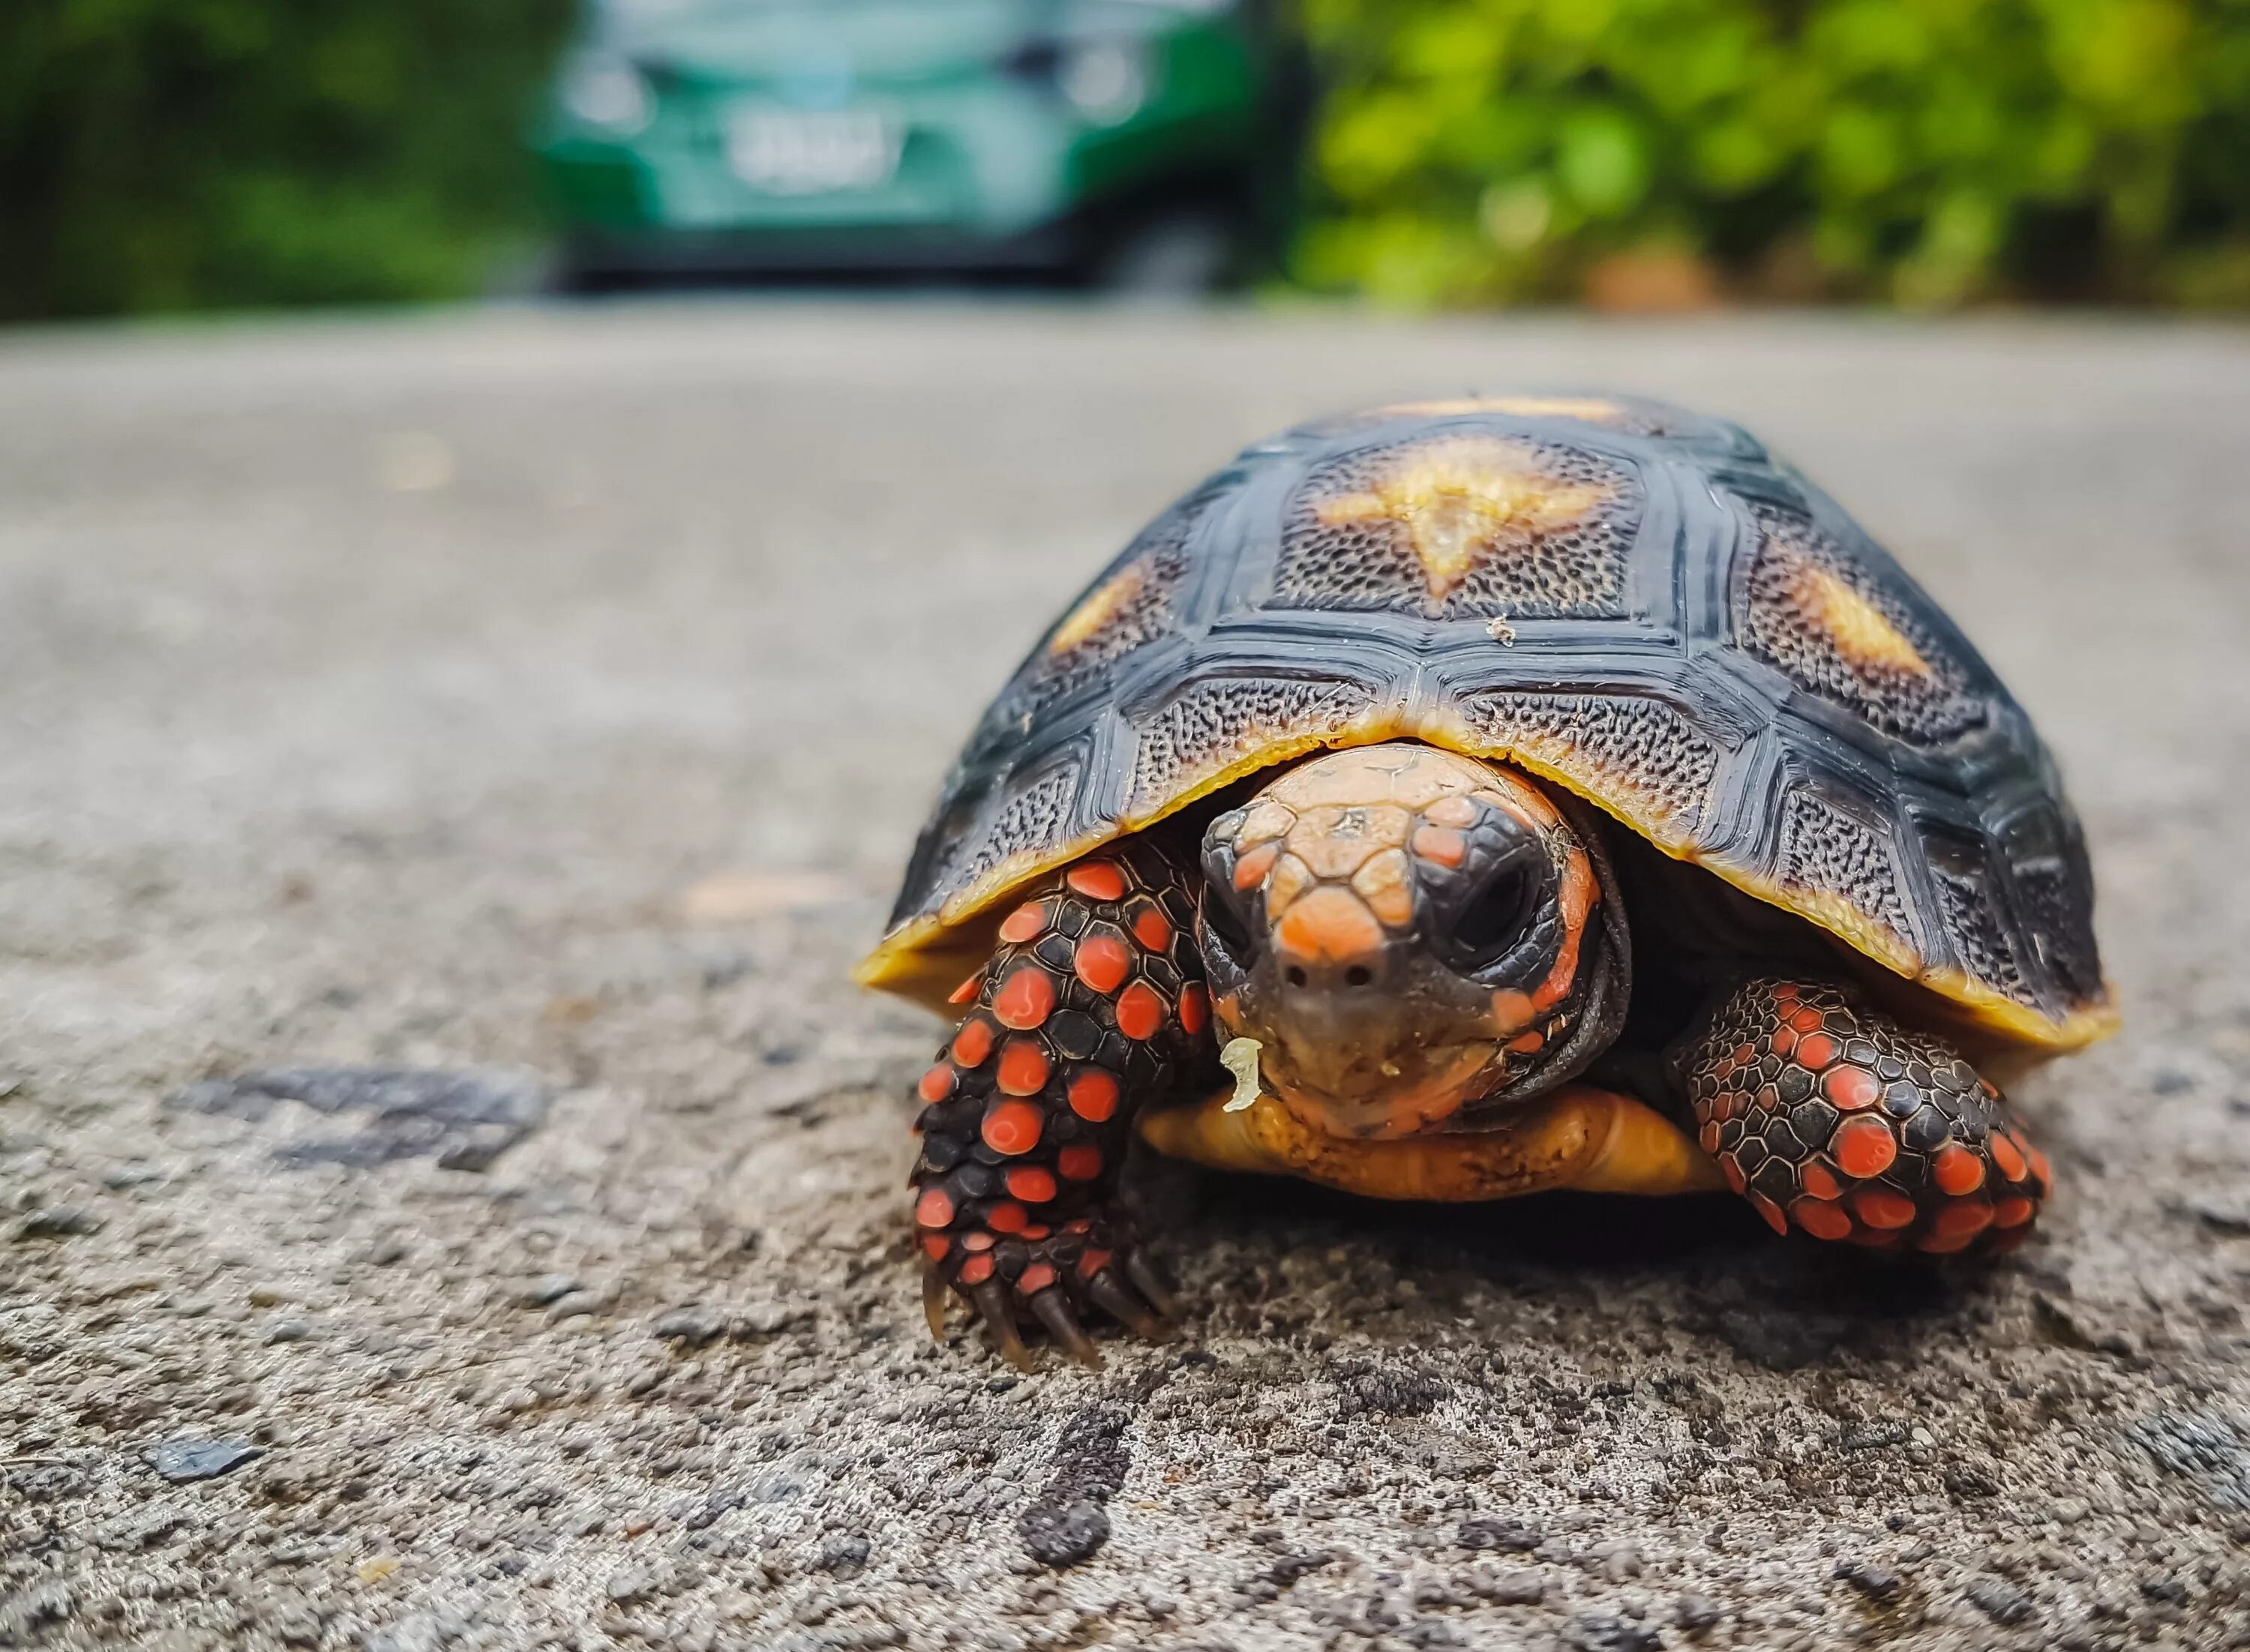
left=856, top=394, right=2114, bottom=1368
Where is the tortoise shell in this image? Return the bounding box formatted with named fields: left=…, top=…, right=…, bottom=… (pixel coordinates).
left=859, top=395, right=2114, bottom=1051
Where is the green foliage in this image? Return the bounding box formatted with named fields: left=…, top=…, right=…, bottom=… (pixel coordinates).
left=1293, top=0, right=2250, bottom=306
left=0, top=0, right=571, bottom=319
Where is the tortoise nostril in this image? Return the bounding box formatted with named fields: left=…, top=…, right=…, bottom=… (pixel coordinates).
left=1345, top=965, right=1374, bottom=988
left=1286, top=965, right=1309, bottom=988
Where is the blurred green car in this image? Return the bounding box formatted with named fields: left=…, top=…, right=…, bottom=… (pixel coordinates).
left=537, top=0, right=1296, bottom=288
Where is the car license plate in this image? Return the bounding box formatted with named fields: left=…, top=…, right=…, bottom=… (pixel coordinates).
left=727, top=109, right=901, bottom=195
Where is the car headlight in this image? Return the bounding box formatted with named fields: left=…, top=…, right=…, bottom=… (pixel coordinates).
left=1058, top=39, right=1148, bottom=125
left=561, top=56, right=652, bottom=136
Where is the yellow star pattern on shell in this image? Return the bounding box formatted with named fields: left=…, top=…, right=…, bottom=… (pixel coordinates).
left=1788, top=554, right=1934, bottom=678
left=1047, top=560, right=1147, bottom=655
left=1312, top=436, right=1616, bottom=604
left=1378, top=395, right=1630, bottom=426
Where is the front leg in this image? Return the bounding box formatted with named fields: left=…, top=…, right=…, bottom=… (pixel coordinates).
left=909, top=840, right=1216, bottom=1368
left=1672, top=978, right=2053, bottom=1255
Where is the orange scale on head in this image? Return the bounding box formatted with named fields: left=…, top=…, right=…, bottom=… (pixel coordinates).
left=1422, top=793, right=1479, bottom=829
left=1789, top=1006, right=1824, bottom=1033
left=1132, top=908, right=1172, bottom=952
left=1795, top=1033, right=1837, bottom=1069
left=1232, top=843, right=1279, bottom=892
left=949, top=973, right=982, bottom=1006
left=1772, top=1028, right=1798, bottom=1058
left=1410, top=825, right=1468, bottom=870
left=1066, top=862, right=1126, bottom=902
left=1750, top=1193, right=1789, bottom=1237
left=2026, top=1146, right=2053, bottom=1189
left=1698, top=1121, right=1720, bottom=1154
left=1792, top=1199, right=1852, bottom=1242
left=1833, top=1117, right=1898, bottom=1179
left=1720, top=1156, right=1747, bottom=1195
left=998, top=901, right=1050, bottom=946
left=1801, top=1162, right=1844, bottom=1201
left=1989, top=1132, right=2027, bottom=1183
left=958, top=1254, right=994, bottom=1285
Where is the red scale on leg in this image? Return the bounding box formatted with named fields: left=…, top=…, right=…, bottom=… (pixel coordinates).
left=998, top=901, right=1051, bottom=945
left=996, top=1039, right=1050, bottom=1096
left=1792, top=1198, right=1852, bottom=1241
left=1006, top=1165, right=1058, bottom=1203
left=992, top=966, right=1058, bottom=1031
left=982, top=1099, right=1043, bottom=1155
left=1178, top=983, right=1210, bottom=1036
left=1833, top=1116, right=1897, bottom=1180
left=1116, top=982, right=1166, bottom=1041
left=1066, top=862, right=1126, bottom=901
left=917, top=1064, right=956, bottom=1103
left=1068, top=1069, right=1119, bottom=1123
left=1990, top=1131, right=2028, bottom=1183
left=951, top=1018, right=994, bottom=1069
left=1074, top=932, right=1132, bottom=994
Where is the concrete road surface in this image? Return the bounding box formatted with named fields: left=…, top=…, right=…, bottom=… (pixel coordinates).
left=3, top=304, right=2248, bottom=1652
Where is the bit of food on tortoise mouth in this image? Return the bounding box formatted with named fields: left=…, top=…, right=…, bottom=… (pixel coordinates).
left=1220, top=1036, right=1264, bottom=1113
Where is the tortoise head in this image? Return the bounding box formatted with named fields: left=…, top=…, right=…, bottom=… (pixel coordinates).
left=1196, top=742, right=1628, bottom=1141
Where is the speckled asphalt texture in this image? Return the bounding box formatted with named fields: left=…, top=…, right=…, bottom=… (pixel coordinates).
left=3, top=307, right=2248, bottom=1652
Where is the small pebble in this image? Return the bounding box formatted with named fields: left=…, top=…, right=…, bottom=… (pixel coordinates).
left=143, top=1438, right=263, bottom=1483
left=14, top=1207, right=103, bottom=1240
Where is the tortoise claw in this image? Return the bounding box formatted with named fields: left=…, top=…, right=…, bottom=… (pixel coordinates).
left=1124, top=1252, right=1180, bottom=1319
left=967, top=1279, right=1036, bottom=1371
left=922, top=1265, right=950, bottom=1345
left=1029, top=1289, right=1105, bottom=1371
left=1086, top=1270, right=1173, bottom=1342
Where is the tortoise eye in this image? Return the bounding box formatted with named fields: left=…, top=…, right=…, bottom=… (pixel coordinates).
left=1448, top=864, right=1537, bottom=972
left=1198, top=880, right=1258, bottom=966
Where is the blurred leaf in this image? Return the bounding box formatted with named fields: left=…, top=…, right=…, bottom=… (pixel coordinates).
left=1296, top=0, right=2250, bottom=304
